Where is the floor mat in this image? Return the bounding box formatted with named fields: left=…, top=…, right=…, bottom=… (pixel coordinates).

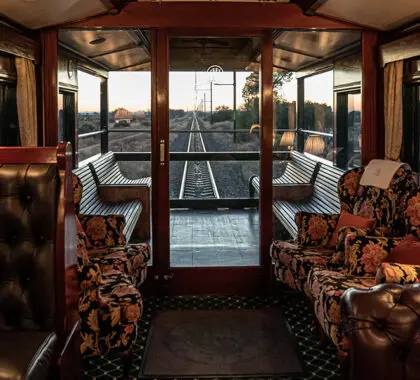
left=82, top=294, right=341, bottom=379
left=141, top=308, right=304, bottom=377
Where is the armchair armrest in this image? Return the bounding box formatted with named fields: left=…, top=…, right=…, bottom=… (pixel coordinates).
left=376, top=262, right=420, bottom=285
left=295, top=211, right=339, bottom=246
left=273, top=183, right=313, bottom=202
left=341, top=284, right=420, bottom=380
left=78, top=214, right=126, bottom=249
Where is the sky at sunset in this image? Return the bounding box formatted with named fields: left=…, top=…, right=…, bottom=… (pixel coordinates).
left=76, top=69, right=361, bottom=113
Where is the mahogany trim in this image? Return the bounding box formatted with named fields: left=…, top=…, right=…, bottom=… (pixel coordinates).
left=39, top=28, right=59, bottom=147
left=260, top=30, right=274, bottom=287
left=62, top=3, right=362, bottom=30
left=151, top=29, right=170, bottom=277
left=361, top=31, right=384, bottom=164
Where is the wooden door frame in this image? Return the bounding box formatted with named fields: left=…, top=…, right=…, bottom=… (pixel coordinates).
left=146, top=28, right=273, bottom=295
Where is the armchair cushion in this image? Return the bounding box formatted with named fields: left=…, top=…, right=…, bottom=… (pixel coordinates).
left=295, top=212, right=339, bottom=247
left=79, top=214, right=126, bottom=249
left=376, top=262, right=420, bottom=285
left=343, top=234, right=401, bottom=276
left=0, top=331, right=57, bottom=380
left=385, top=234, right=420, bottom=265
left=328, top=211, right=376, bottom=248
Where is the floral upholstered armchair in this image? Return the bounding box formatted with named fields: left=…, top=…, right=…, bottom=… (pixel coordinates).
left=73, top=173, right=150, bottom=377
left=270, top=163, right=415, bottom=293
left=306, top=188, right=420, bottom=357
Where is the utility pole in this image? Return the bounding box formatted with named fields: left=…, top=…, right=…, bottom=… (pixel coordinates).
left=204, top=93, right=206, bottom=113
left=210, top=80, right=213, bottom=124
left=233, top=70, right=237, bottom=143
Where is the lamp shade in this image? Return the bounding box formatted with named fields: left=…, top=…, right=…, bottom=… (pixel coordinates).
left=279, top=131, right=295, bottom=148
left=304, top=135, right=325, bottom=155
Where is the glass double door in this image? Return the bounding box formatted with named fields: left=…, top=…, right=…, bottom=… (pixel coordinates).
left=152, top=30, right=273, bottom=294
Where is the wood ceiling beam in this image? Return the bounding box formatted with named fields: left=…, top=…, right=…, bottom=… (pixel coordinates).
left=116, top=58, right=151, bottom=71
left=61, top=3, right=362, bottom=30
left=273, top=64, right=294, bottom=71
left=292, top=0, right=329, bottom=16
left=273, top=43, right=323, bottom=59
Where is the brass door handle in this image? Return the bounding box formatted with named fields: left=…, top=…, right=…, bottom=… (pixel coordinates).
left=160, top=139, right=165, bottom=165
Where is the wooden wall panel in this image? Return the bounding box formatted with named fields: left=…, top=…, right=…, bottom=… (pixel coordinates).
left=0, top=25, right=35, bottom=61
left=39, top=28, right=59, bottom=147
left=361, top=31, right=384, bottom=164
left=0, top=53, right=17, bottom=80
left=58, top=52, right=78, bottom=90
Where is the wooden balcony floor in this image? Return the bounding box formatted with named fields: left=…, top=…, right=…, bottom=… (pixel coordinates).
left=170, top=209, right=259, bottom=267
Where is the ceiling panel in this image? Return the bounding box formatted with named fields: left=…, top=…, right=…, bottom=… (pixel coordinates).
left=59, top=30, right=136, bottom=57
left=317, top=0, right=420, bottom=30
left=276, top=31, right=360, bottom=58
left=97, top=47, right=150, bottom=70
left=273, top=48, right=312, bottom=71
left=0, top=0, right=108, bottom=29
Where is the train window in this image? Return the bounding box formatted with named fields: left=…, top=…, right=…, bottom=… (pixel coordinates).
left=301, top=70, right=334, bottom=162
left=402, top=83, right=420, bottom=172
left=0, top=82, right=20, bottom=146
left=336, top=91, right=362, bottom=168
left=77, top=70, right=101, bottom=164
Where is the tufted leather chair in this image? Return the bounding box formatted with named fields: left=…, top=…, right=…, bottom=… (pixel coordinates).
left=341, top=284, right=420, bottom=380
left=0, top=144, right=79, bottom=380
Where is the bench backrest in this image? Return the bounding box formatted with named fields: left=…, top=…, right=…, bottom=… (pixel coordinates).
left=89, top=151, right=118, bottom=185
left=274, top=151, right=320, bottom=185
left=73, top=164, right=99, bottom=214
left=311, top=163, right=343, bottom=214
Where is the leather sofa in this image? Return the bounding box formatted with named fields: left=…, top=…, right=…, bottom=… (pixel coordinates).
left=0, top=144, right=79, bottom=379
left=342, top=284, right=420, bottom=380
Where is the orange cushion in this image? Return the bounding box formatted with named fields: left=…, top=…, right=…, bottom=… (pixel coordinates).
left=329, top=211, right=376, bottom=248
left=385, top=234, right=420, bottom=265
left=75, top=216, right=84, bottom=233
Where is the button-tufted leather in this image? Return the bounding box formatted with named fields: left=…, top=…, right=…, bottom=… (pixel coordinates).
left=341, top=284, right=420, bottom=380
left=0, top=164, right=57, bottom=331
left=0, top=164, right=59, bottom=379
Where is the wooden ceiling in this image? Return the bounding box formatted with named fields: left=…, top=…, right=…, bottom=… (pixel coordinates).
left=0, top=0, right=419, bottom=31
left=59, top=28, right=360, bottom=73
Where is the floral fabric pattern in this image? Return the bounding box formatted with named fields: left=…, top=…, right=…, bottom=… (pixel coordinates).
left=295, top=212, right=339, bottom=247
left=338, top=167, right=364, bottom=212
left=271, top=241, right=335, bottom=292
left=406, top=192, right=420, bottom=238
left=307, top=267, right=376, bottom=351
left=79, top=214, right=127, bottom=249
left=376, top=262, right=420, bottom=285
left=352, top=165, right=416, bottom=236
left=73, top=173, right=83, bottom=214
left=343, top=235, right=401, bottom=276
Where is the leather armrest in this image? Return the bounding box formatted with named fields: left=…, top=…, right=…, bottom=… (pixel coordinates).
left=273, top=183, right=313, bottom=202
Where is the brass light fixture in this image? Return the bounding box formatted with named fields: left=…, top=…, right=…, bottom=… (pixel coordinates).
left=304, top=134, right=325, bottom=155
left=279, top=131, right=295, bottom=150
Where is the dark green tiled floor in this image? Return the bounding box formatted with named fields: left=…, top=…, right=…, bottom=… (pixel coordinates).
left=82, top=293, right=341, bottom=380
left=170, top=209, right=260, bottom=267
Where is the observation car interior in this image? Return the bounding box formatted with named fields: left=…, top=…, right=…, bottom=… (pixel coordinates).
left=0, top=1, right=420, bottom=380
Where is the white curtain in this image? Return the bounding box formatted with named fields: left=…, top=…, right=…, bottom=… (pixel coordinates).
left=15, top=57, right=37, bottom=146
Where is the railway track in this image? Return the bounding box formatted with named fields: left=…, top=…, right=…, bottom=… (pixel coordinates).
left=179, top=114, right=219, bottom=199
